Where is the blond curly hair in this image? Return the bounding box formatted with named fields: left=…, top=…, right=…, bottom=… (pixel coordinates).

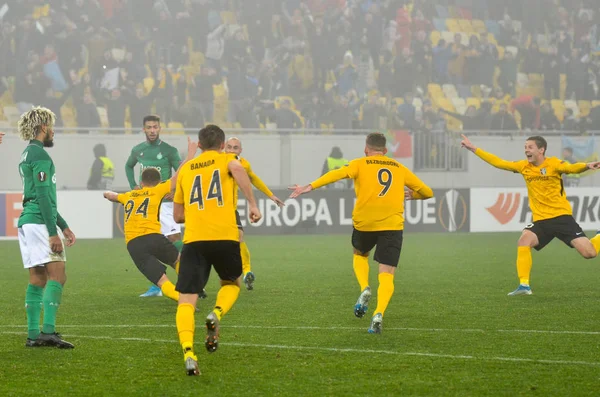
left=17, top=106, right=55, bottom=141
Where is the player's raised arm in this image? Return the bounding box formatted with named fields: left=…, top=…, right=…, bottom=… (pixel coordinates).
left=461, top=134, right=522, bottom=173
left=228, top=159, right=262, bottom=223
left=103, top=191, right=120, bottom=203
left=125, top=149, right=139, bottom=189
left=288, top=163, right=354, bottom=198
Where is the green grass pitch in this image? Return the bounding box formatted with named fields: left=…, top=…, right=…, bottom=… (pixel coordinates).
left=1, top=233, right=599, bottom=396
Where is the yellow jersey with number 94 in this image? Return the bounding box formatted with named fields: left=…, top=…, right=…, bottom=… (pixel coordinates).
left=174, top=151, right=239, bottom=243
left=117, top=181, right=171, bottom=244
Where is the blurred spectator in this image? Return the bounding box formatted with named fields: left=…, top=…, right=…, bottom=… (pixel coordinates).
left=490, top=104, right=519, bottom=131
left=272, top=99, right=303, bottom=129
left=87, top=144, right=114, bottom=190
left=562, top=108, right=580, bottom=130
left=539, top=103, right=561, bottom=130
left=301, top=92, right=326, bottom=129
left=190, top=65, right=221, bottom=126
left=335, top=51, right=357, bottom=96
left=321, top=146, right=350, bottom=188
left=510, top=95, right=541, bottom=130
left=361, top=93, right=387, bottom=130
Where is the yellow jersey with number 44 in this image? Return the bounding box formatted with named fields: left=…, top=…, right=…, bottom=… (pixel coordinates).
left=311, top=155, right=431, bottom=231
left=174, top=151, right=239, bottom=243
left=117, top=181, right=171, bottom=244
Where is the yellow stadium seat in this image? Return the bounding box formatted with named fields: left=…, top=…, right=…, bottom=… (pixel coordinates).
left=497, top=46, right=505, bottom=60
left=466, top=97, right=481, bottom=109
left=430, top=30, right=441, bottom=46
left=97, top=106, right=109, bottom=128
left=472, top=19, right=487, bottom=34
left=167, top=122, right=185, bottom=135
left=458, top=19, right=473, bottom=32
left=578, top=100, right=591, bottom=117
left=220, top=11, right=236, bottom=25
left=436, top=97, right=455, bottom=112
left=486, top=33, right=498, bottom=45
left=428, top=83, right=443, bottom=96
left=446, top=18, right=460, bottom=32
left=392, top=97, right=404, bottom=106
left=143, top=78, right=155, bottom=95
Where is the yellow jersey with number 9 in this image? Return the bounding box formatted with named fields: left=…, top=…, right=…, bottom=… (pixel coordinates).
left=117, top=181, right=171, bottom=244
left=174, top=151, right=239, bottom=243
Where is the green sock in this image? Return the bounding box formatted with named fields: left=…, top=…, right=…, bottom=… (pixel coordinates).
left=42, top=280, right=63, bottom=334
left=173, top=240, right=183, bottom=252
left=25, top=284, right=44, bottom=339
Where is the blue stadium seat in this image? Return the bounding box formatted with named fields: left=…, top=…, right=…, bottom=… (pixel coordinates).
left=457, top=84, right=472, bottom=99
left=485, top=20, right=500, bottom=37
left=433, top=18, right=446, bottom=32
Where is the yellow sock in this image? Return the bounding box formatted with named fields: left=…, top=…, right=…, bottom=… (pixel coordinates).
left=241, top=242, right=251, bottom=274
left=353, top=254, right=370, bottom=291
left=374, top=273, right=395, bottom=317
left=516, top=246, right=532, bottom=285
left=160, top=281, right=180, bottom=302
left=213, top=284, right=240, bottom=320
left=590, top=234, right=600, bottom=254
left=176, top=303, right=195, bottom=353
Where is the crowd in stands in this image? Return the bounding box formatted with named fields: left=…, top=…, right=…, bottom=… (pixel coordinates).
left=0, top=0, right=600, bottom=133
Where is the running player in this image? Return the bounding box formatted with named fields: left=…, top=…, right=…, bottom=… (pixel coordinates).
left=460, top=134, right=600, bottom=295
left=289, top=132, right=434, bottom=334
left=104, top=138, right=198, bottom=301
left=173, top=125, right=261, bottom=375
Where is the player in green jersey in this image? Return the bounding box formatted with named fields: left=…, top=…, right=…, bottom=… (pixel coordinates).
left=124, top=115, right=201, bottom=298
left=17, top=107, right=76, bottom=349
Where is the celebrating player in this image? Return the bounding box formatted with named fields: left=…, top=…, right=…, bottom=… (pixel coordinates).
left=460, top=134, right=600, bottom=295
left=125, top=115, right=192, bottom=298
left=17, top=107, right=76, bottom=349
left=289, top=132, right=433, bottom=334
left=224, top=137, right=284, bottom=291
left=173, top=125, right=261, bottom=376
left=104, top=138, right=198, bottom=302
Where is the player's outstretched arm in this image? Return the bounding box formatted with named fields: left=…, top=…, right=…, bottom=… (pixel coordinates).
left=558, top=160, right=600, bottom=174
left=247, top=168, right=285, bottom=207
left=103, top=191, right=120, bottom=203
left=229, top=160, right=262, bottom=223
left=288, top=166, right=351, bottom=198
left=460, top=134, right=522, bottom=172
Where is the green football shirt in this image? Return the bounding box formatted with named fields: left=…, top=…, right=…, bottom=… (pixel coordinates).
left=125, top=139, right=182, bottom=189
left=18, top=140, right=67, bottom=236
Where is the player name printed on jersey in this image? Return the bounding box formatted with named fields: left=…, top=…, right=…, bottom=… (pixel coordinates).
left=470, top=187, right=600, bottom=232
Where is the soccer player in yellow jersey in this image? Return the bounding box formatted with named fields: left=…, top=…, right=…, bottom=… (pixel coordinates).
left=173, top=125, right=262, bottom=376
left=224, top=137, right=285, bottom=290
left=460, top=134, right=600, bottom=295
left=289, top=132, right=434, bottom=334
left=104, top=138, right=198, bottom=302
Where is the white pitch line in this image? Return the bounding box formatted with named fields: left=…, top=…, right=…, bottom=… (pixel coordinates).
left=1, top=324, right=600, bottom=335
left=1, top=331, right=598, bottom=368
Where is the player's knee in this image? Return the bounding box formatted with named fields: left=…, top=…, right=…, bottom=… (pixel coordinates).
left=353, top=248, right=368, bottom=257
left=582, top=248, right=597, bottom=259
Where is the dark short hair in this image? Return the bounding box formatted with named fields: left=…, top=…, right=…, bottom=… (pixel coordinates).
left=199, top=124, right=225, bottom=150
left=143, top=115, right=160, bottom=126
left=141, top=168, right=161, bottom=186
left=366, top=132, right=386, bottom=151
left=527, top=136, right=547, bottom=154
